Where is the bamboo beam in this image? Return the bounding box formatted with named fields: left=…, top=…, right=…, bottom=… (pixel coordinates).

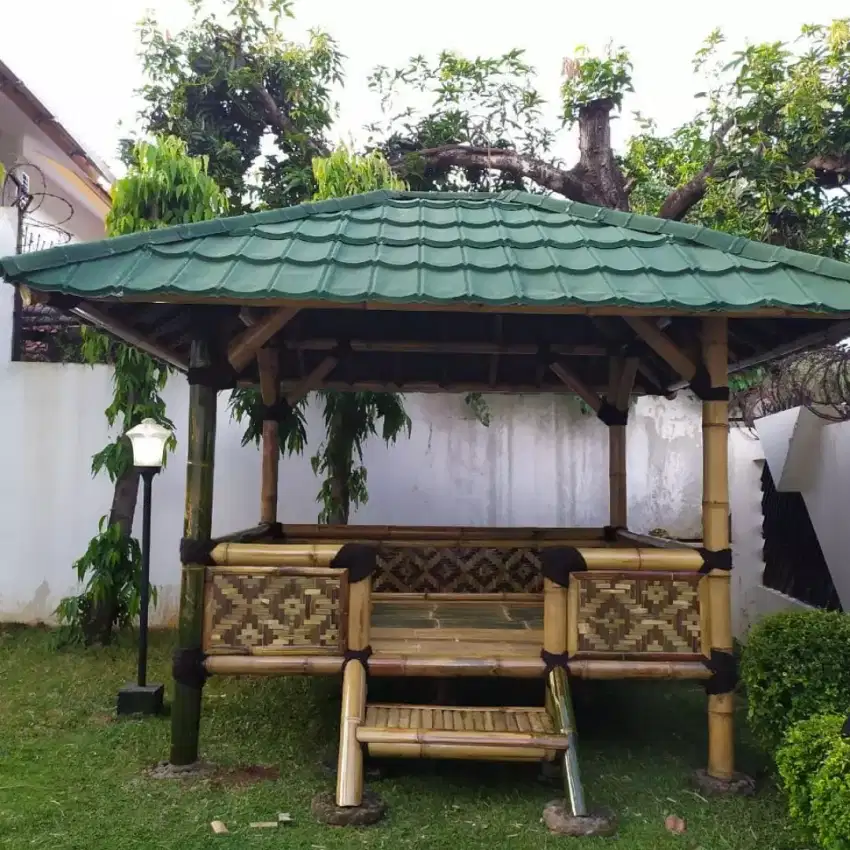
left=70, top=301, right=188, bottom=370
left=210, top=542, right=342, bottom=567
left=170, top=338, right=218, bottom=766
left=336, top=575, right=372, bottom=807
left=355, top=727, right=569, bottom=751
left=266, top=379, right=628, bottom=396
left=257, top=347, right=280, bottom=524
left=549, top=361, right=602, bottom=411
left=367, top=742, right=546, bottom=761
left=284, top=355, right=338, bottom=404
left=579, top=548, right=705, bottom=571
left=202, top=654, right=714, bottom=679
left=701, top=316, right=735, bottom=781
left=277, top=525, right=608, bottom=542
left=282, top=339, right=607, bottom=357
left=227, top=307, right=299, bottom=373
left=625, top=317, right=698, bottom=382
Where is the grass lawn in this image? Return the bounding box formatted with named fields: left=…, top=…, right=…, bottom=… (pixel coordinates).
left=1, top=625, right=800, bottom=849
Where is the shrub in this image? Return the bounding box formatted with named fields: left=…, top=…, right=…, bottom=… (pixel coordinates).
left=740, top=610, right=850, bottom=752
left=776, top=714, right=850, bottom=850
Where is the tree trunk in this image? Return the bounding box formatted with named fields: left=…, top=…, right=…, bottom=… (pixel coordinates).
left=108, top=462, right=141, bottom=537
left=574, top=99, right=630, bottom=210
left=327, top=472, right=349, bottom=525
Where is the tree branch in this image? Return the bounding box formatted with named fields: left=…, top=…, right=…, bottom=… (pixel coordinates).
left=250, top=83, right=330, bottom=156
left=396, top=145, right=598, bottom=204
left=658, top=117, right=735, bottom=221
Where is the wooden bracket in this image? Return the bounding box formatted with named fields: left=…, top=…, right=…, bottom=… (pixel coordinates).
left=624, top=317, right=697, bottom=383
left=285, top=355, right=338, bottom=405
left=549, top=360, right=602, bottom=411
left=227, top=307, right=299, bottom=374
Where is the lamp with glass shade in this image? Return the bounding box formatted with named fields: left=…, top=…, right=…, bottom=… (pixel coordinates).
left=117, top=418, right=171, bottom=716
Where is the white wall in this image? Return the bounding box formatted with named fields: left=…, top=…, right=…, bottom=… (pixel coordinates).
left=0, top=280, right=766, bottom=633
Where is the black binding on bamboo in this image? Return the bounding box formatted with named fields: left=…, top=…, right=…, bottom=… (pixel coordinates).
left=541, top=649, right=570, bottom=673
left=688, top=362, right=730, bottom=402
left=842, top=714, right=850, bottom=739
left=541, top=547, right=587, bottom=587
left=261, top=399, right=292, bottom=422
left=180, top=537, right=216, bottom=565
left=187, top=362, right=238, bottom=390
left=698, top=548, right=733, bottom=574
left=603, top=525, right=624, bottom=542
left=703, top=649, right=738, bottom=695
left=330, top=543, right=377, bottom=582
left=342, top=646, right=373, bottom=674
left=596, top=399, right=628, bottom=426
left=172, top=647, right=209, bottom=689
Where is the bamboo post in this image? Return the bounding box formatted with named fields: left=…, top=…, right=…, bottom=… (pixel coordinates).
left=257, top=347, right=279, bottom=524
left=170, top=338, right=217, bottom=766
left=336, top=577, right=372, bottom=807
left=543, top=578, right=568, bottom=657
left=702, top=316, right=735, bottom=780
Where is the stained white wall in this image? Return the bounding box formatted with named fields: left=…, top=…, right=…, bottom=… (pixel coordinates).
left=0, top=274, right=766, bottom=634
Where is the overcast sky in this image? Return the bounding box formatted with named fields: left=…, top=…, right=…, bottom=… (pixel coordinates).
left=2, top=0, right=848, bottom=177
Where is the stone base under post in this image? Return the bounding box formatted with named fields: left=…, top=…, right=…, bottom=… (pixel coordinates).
left=311, top=790, right=386, bottom=826
left=692, top=769, right=756, bottom=797
left=542, top=800, right=617, bottom=837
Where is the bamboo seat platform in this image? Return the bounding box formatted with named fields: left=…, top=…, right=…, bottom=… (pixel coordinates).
left=358, top=703, right=566, bottom=761
left=370, top=596, right=544, bottom=659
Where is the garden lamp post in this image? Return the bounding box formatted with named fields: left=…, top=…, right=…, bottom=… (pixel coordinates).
left=117, top=418, right=171, bottom=716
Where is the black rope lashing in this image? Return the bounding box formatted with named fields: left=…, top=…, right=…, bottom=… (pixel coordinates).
left=703, top=649, right=738, bottom=695
left=537, top=344, right=555, bottom=367
left=596, top=399, right=629, bottom=427
left=342, top=645, right=373, bottom=674
left=261, top=399, right=292, bottom=422
left=187, top=362, right=238, bottom=391
left=698, top=548, right=733, bottom=574
left=330, top=543, right=377, bottom=583
left=603, top=525, right=623, bottom=543
left=172, top=647, right=209, bottom=690
left=180, top=537, right=216, bottom=566
left=842, top=713, right=850, bottom=739
left=333, top=339, right=353, bottom=359
left=689, top=362, right=730, bottom=402
left=540, top=547, right=588, bottom=588
left=541, top=649, right=570, bottom=674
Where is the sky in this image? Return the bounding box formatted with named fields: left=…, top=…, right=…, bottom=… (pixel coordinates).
left=1, top=0, right=848, bottom=178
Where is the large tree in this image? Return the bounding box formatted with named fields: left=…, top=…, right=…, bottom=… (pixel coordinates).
left=370, top=23, right=850, bottom=255
left=58, top=136, right=227, bottom=644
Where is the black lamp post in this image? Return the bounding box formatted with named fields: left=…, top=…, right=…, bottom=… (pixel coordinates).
left=117, top=418, right=170, bottom=716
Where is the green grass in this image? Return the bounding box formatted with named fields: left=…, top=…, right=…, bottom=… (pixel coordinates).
left=0, top=626, right=800, bottom=849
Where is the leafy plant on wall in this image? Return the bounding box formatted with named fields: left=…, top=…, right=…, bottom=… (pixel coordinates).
left=56, top=137, right=227, bottom=645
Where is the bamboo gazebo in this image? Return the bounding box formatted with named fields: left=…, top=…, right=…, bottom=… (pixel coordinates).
left=5, top=191, right=850, bottom=830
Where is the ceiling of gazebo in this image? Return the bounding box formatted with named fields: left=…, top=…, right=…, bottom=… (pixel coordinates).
left=2, top=191, right=850, bottom=396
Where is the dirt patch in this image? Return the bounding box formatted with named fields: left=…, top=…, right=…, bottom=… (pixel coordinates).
left=209, top=764, right=280, bottom=789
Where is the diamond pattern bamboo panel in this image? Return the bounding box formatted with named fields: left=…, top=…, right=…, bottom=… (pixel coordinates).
left=373, top=546, right=543, bottom=593
left=206, top=572, right=344, bottom=654
left=575, top=574, right=701, bottom=654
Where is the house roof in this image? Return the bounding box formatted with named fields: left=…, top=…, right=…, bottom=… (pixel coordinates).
left=0, top=58, right=114, bottom=204
left=3, top=191, right=850, bottom=312
left=2, top=191, right=850, bottom=395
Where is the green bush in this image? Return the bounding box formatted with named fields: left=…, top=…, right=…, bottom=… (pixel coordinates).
left=776, top=714, right=850, bottom=850
left=740, top=610, right=850, bottom=752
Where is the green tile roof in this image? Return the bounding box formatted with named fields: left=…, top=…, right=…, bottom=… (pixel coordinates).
left=3, top=190, right=850, bottom=313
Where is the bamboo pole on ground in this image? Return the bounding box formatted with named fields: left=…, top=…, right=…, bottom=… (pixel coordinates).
left=336, top=577, right=372, bottom=807
left=257, top=347, right=279, bottom=525
left=702, top=316, right=735, bottom=781
left=170, top=338, right=217, bottom=766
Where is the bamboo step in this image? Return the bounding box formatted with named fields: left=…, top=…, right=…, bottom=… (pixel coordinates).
left=357, top=703, right=566, bottom=760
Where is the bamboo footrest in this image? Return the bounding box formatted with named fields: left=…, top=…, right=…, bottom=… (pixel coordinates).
left=358, top=704, right=566, bottom=760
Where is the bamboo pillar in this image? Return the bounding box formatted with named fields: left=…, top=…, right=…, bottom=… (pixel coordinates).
left=543, top=578, right=568, bottom=656
left=170, top=338, right=218, bottom=766
left=257, top=347, right=279, bottom=524
left=702, top=316, right=734, bottom=780
left=336, top=577, right=372, bottom=807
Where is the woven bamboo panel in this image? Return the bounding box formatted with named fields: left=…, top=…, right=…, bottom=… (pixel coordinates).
left=374, top=546, right=543, bottom=593
left=363, top=704, right=556, bottom=733
left=575, top=573, right=702, bottom=654
left=205, top=570, right=345, bottom=654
